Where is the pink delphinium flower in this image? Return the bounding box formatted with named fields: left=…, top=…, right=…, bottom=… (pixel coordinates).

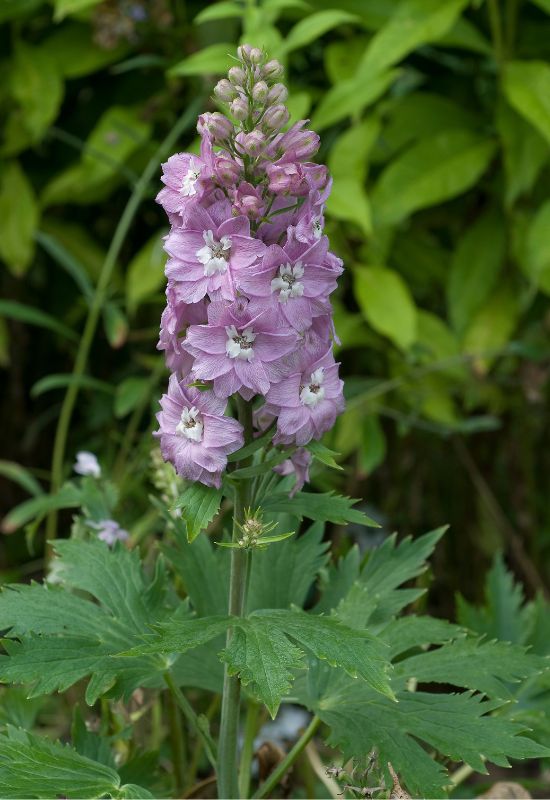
left=185, top=300, right=297, bottom=400
left=263, top=349, right=345, bottom=446
left=239, top=235, right=342, bottom=332
left=155, top=376, right=243, bottom=488
left=165, top=200, right=265, bottom=303
left=154, top=45, right=345, bottom=490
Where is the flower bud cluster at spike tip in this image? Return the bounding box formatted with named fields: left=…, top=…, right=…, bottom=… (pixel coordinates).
left=155, top=45, right=344, bottom=491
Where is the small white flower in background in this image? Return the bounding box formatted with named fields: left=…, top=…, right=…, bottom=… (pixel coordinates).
left=90, top=519, right=129, bottom=546
left=74, top=451, right=101, bottom=478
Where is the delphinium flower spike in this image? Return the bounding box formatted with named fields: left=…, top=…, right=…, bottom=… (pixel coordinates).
left=155, top=44, right=344, bottom=492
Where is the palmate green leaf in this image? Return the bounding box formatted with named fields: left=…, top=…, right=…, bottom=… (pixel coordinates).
left=261, top=490, right=380, bottom=527
left=0, top=540, right=183, bottom=703
left=0, top=728, right=152, bottom=799
left=456, top=553, right=531, bottom=644
left=174, top=483, right=223, bottom=542
left=334, top=527, right=447, bottom=627
left=221, top=618, right=305, bottom=717
left=223, top=609, right=392, bottom=716
left=371, top=129, right=496, bottom=226
left=164, top=516, right=327, bottom=615
left=503, top=60, right=550, bottom=146
left=316, top=685, right=548, bottom=799
left=394, top=637, right=548, bottom=700
left=260, top=609, right=393, bottom=696
left=122, top=616, right=232, bottom=658
left=353, top=265, right=417, bottom=350
left=447, top=209, right=505, bottom=334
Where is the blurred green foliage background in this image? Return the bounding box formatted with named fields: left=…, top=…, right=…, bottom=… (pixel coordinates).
left=1, top=0, right=550, bottom=603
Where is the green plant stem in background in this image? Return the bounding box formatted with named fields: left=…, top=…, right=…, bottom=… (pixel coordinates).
left=252, top=715, right=321, bottom=800
left=166, top=684, right=186, bottom=796
left=488, top=0, right=505, bottom=68
left=239, top=701, right=261, bottom=799
left=218, top=398, right=255, bottom=798
left=45, top=98, right=203, bottom=552
left=164, top=672, right=217, bottom=770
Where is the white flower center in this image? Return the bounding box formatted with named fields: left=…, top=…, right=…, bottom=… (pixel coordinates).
left=226, top=325, right=256, bottom=361
left=299, top=367, right=325, bottom=407
left=270, top=261, right=305, bottom=303
left=196, top=230, right=232, bottom=276
left=180, top=161, right=201, bottom=196
left=175, top=405, right=203, bottom=441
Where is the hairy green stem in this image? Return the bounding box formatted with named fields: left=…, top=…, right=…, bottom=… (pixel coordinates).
left=217, top=397, right=255, bottom=798
left=164, top=671, right=217, bottom=771
left=45, top=98, right=203, bottom=552
left=239, top=701, right=261, bottom=799
left=166, top=685, right=186, bottom=796
left=252, top=715, right=321, bottom=799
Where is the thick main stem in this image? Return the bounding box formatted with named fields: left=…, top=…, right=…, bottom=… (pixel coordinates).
left=217, top=397, right=254, bottom=798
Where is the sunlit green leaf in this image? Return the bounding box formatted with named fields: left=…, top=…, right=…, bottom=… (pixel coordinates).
left=168, top=44, right=234, bottom=77
left=504, top=60, right=550, bottom=146
left=0, top=162, right=39, bottom=277
left=447, top=209, right=505, bottom=333
left=371, top=130, right=496, bottom=226
left=353, top=266, right=417, bottom=350
left=281, top=10, right=358, bottom=53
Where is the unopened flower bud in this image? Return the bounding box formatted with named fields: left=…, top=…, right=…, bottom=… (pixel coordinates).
left=252, top=80, right=269, bottom=103
left=203, top=112, right=233, bottom=141
left=242, top=129, right=266, bottom=156
left=215, top=155, right=241, bottom=185
left=214, top=79, right=237, bottom=102
left=262, top=59, right=284, bottom=80
left=263, top=103, right=289, bottom=130
left=237, top=43, right=254, bottom=62
left=230, top=96, right=249, bottom=121
left=249, top=47, right=263, bottom=64
left=267, top=83, right=288, bottom=105
left=228, top=66, right=246, bottom=87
